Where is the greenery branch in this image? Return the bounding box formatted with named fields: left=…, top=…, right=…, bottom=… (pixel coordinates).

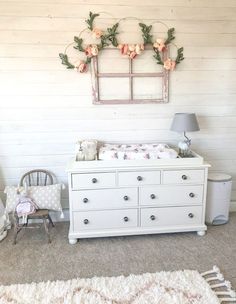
left=153, top=49, right=164, bottom=65
left=59, top=53, right=75, bottom=69
left=104, top=23, right=119, bottom=47
left=165, top=28, right=175, bottom=45
left=85, top=11, right=100, bottom=31
left=139, top=23, right=153, bottom=44
left=176, top=47, right=184, bottom=64
left=74, top=36, right=84, bottom=52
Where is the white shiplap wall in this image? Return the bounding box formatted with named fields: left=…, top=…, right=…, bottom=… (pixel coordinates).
left=0, top=0, right=236, bottom=210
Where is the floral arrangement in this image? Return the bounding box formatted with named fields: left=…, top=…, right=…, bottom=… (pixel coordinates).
left=59, top=12, right=184, bottom=73
left=118, top=43, right=144, bottom=59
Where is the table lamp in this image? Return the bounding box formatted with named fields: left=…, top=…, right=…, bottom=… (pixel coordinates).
left=170, top=113, right=200, bottom=157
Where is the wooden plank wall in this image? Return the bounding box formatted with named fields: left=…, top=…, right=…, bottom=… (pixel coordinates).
left=0, top=0, right=236, bottom=209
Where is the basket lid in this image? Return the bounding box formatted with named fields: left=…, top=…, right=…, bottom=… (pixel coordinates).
left=208, top=172, right=232, bottom=182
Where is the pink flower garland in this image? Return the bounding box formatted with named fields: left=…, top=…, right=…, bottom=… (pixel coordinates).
left=74, top=31, right=177, bottom=72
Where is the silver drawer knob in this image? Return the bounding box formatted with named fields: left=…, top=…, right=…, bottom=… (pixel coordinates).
left=83, top=198, right=88, bottom=203
left=123, top=196, right=129, bottom=201
left=150, top=194, right=156, bottom=199
left=188, top=213, right=194, bottom=218
left=92, top=178, right=97, bottom=183
left=137, top=176, right=143, bottom=181
left=189, top=193, right=195, bottom=198
left=150, top=215, right=156, bottom=221
left=182, top=175, right=187, bottom=180
left=123, top=216, right=129, bottom=222
left=84, top=219, right=89, bottom=224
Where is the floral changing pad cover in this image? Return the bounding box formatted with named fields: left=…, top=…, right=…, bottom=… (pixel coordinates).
left=99, top=143, right=178, bottom=160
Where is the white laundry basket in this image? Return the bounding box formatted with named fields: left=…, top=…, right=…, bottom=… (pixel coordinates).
left=206, top=173, right=232, bottom=225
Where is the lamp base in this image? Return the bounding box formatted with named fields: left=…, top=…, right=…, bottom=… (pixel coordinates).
left=178, top=140, right=192, bottom=158
left=179, top=150, right=195, bottom=158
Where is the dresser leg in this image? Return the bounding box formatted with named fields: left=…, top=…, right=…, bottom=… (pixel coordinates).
left=197, top=230, right=206, bottom=236
left=69, top=238, right=78, bottom=245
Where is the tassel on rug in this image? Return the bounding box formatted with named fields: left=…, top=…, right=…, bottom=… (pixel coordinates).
left=201, top=266, right=236, bottom=303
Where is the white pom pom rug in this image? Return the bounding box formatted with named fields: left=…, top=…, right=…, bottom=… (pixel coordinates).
left=0, top=266, right=235, bottom=304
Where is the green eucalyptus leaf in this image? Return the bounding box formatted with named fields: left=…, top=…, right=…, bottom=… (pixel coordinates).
left=85, top=11, right=100, bottom=31
left=59, top=53, right=75, bottom=69
left=139, top=22, right=153, bottom=44
left=74, top=36, right=84, bottom=52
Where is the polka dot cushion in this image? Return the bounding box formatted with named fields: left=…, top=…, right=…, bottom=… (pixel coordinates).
left=4, top=184, right=63, bottom=213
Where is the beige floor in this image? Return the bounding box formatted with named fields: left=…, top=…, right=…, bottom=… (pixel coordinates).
left=0, top=213, right=235, bottom=288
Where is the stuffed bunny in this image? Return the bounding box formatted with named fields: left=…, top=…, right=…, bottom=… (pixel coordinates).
left=81, top=140, right=97, bottom=161
left=76, top=140, right=97, bottom=161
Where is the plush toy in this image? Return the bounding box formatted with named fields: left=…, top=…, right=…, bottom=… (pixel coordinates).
left=15, top=183, right=38, bottom=224
left=76, top=140, right=98, bottom=161
left=81, top=140, right=97, bottom=161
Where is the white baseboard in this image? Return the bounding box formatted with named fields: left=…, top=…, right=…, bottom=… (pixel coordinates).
left=51, top=202, right=236, bottom=223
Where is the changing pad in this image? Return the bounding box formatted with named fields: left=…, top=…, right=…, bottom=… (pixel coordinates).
left=98, top=143, right=178, bottom=161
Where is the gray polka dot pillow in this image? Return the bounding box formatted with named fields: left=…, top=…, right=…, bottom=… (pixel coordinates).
left=4, top=184, right=63, bottom=214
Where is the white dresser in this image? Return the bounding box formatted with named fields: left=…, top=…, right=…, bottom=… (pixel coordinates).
left=67, top=157, right=210, bottom=244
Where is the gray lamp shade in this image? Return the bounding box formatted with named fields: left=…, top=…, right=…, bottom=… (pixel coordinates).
left=170, top=113, right=200, bottom=132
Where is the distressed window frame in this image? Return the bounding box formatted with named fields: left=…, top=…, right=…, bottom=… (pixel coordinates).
left=91, top=47, right=169, bottom=105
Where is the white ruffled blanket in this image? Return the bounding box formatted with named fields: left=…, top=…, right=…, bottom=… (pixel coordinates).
left=99, top=143, right=178, bottom=161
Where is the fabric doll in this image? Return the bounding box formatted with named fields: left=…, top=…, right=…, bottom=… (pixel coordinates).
left=15, top=183, right=38, bottom=224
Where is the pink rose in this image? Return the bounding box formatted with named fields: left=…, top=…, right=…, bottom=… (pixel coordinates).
left=85, top=44, right=98, bottom=57
left=129, top=51, right=137, bottom=59
left=92, top=28, right=103, bottom=39
left=153, top=38, right=166, bottom=52
left=134, top=44, right=144, bottom=55
left=118, top=44, right=144, bottom=58
left=118, top=44, right=129, bottom=55
left=74, top=60, right=87, bottom=73
left=128, top=44, right=135, bottom=52
left=78, top=62, right=87, bottom=73
left=85, top=46, right=93, bottom=58
left=164, top=58, right=176, bottom=71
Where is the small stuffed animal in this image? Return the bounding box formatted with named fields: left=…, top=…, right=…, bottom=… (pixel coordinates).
left=81, top=140, right=97, bottom=161
left=15, top=183, right=38, bottom=224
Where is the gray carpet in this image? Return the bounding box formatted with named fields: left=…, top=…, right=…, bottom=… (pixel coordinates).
left=0, top=213, right=236, bottom=288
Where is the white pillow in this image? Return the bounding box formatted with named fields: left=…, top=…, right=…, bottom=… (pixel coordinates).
left=4, top=184, right=63, bottom=214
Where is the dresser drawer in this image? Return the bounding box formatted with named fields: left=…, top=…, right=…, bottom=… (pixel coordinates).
left=71, top=188, right=138, bottom=210
left=73, top=209, right=138, bottom=231
left=141, top=206, right=202, bottom=227
left=71, top=172, right=116, bottom=190
left=163, top=170, right=205, bottom=184
left=118, top=171, right=160, bottom=186
left=140, top=185, right=203, bottom=206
